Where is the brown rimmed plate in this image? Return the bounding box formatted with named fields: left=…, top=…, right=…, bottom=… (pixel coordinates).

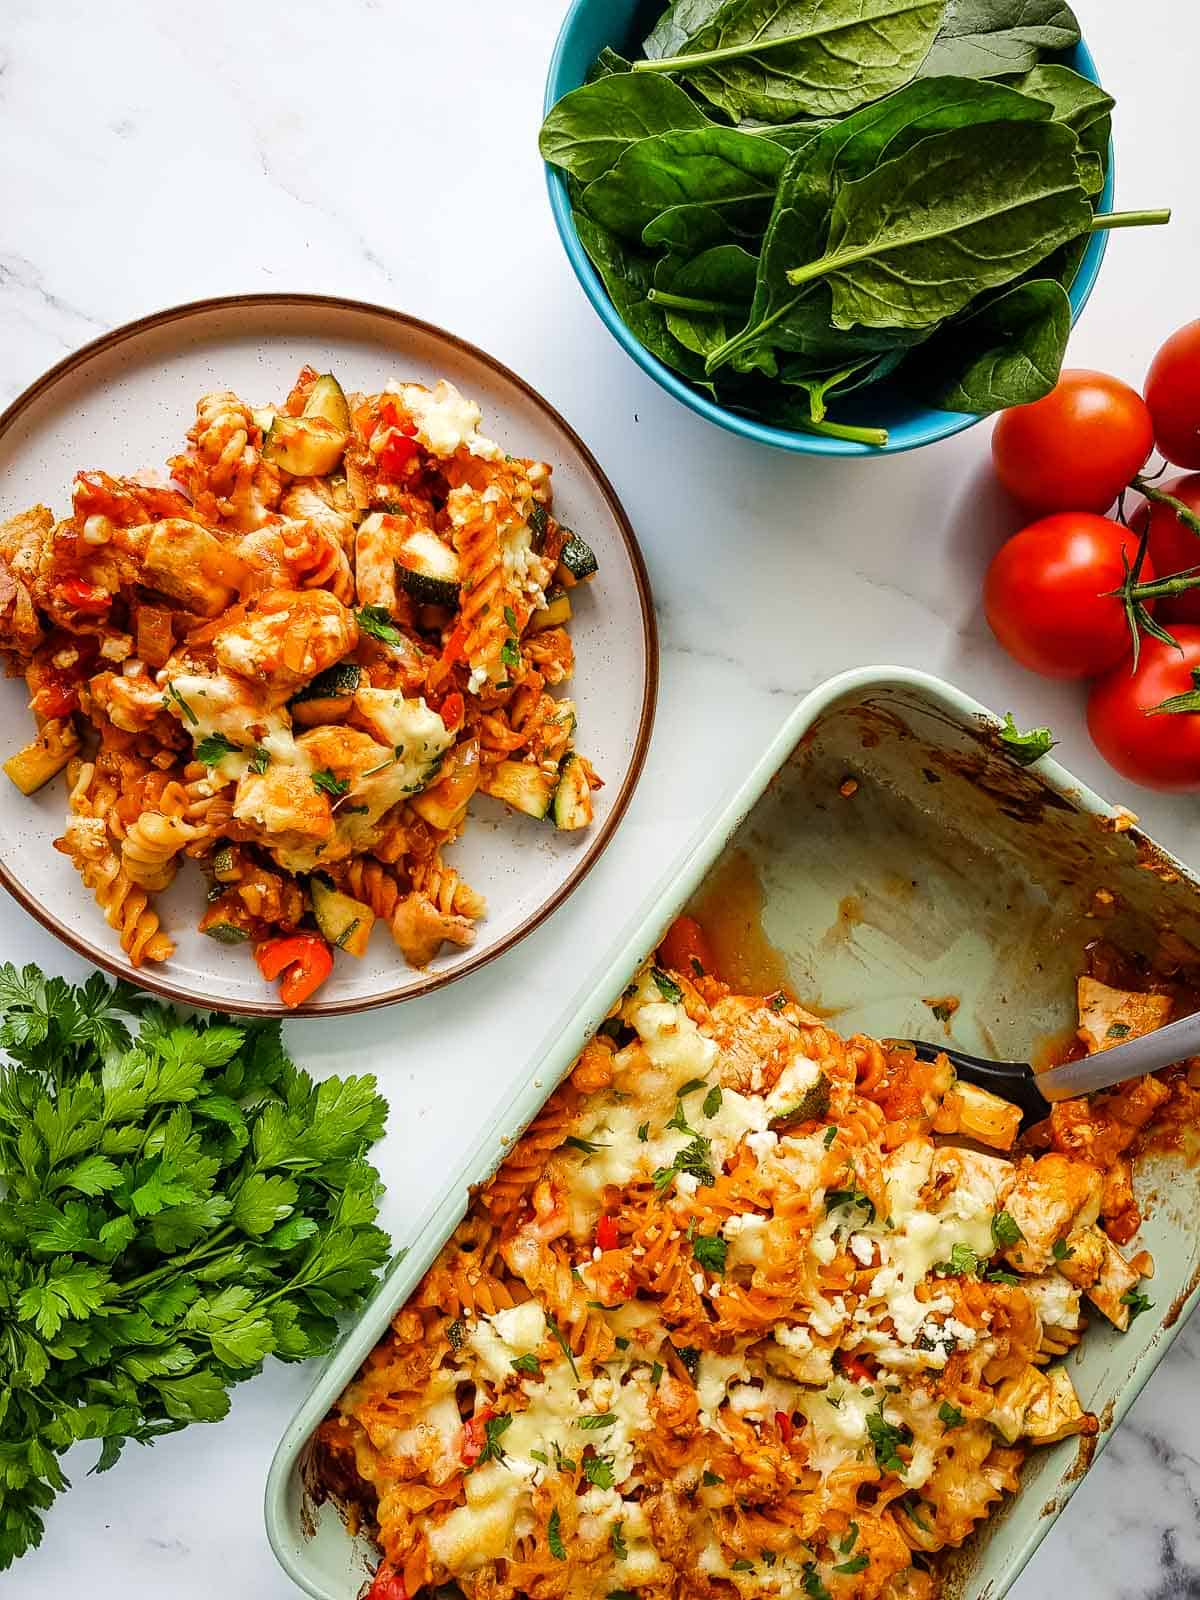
left=0, top=294, right=656, bottom=1014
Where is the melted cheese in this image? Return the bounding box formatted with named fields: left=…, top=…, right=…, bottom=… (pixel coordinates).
left=387, top=379, right=501, bottom=460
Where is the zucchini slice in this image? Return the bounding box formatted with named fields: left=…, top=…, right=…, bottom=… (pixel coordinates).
left=552, top=753, right=593, bottom=831
left=263, top=414, right=349, bottom=476
left=311, top=877, right=375, bottom=957
left=251, top=406, right=276, bottom=436
left=303, top=373, right=351, bottom=433
left=292, top=662, right=362, bottom=704
left=528, top=587, right=572, bottom=634
left=556, top=531, right=598, bottom=586
left=481, top=759, right=556, bottom=820
left=769, top=1075, right=831, bottom=1130
left=396, top=531, right=460, bottom=606
left=3, top=720, right=80, bottom=796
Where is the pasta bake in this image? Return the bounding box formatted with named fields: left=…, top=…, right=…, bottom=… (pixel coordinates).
left=0, top=369, right=600, bottom=1003
left=316, top=917, right=1194, bottom=1600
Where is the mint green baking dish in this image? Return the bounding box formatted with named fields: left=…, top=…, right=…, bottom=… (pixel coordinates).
left=265, top=666, right=1200, bottom=1600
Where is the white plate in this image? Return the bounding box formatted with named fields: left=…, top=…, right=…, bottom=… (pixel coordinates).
left=0, top=295, right=656, bottom=1014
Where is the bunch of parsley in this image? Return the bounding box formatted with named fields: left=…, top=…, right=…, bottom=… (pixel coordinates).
left=0, top=964, right=391, bottom=1569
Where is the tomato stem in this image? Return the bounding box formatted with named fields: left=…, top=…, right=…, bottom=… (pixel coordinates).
left=1133, top=475, right=1200, bottom=539
left=1090, top=209, right=1172, bottom=231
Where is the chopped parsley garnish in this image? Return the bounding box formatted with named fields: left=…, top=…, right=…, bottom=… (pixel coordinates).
left=991, top=1210, right=1024, bottom=1250
left=500, top=636, right=520, bottom=671
left=611, top=1521, right=628, bottom=1560
left=503, top=606, right=518, bottom=631
left=825, top=1187, right=876, bottom=1225
left=545, top=1311, right=579, bottom=1380
left=838, top=1523, right=859, bottom=1556
left=583, top=1452, right=616, bottom=1489
left=998, top=711, right=1057, bottom=766
left=702, top=1470, right=723, bottom=1486
left=340, top=803, right=369, bottom=816
left=249, top=745, right=270, bottom=775
left=1052, top=1237, right=1075, bottom=1261
left=935, top=1243, right=980, bottom=1277
left=938, top=1401, right=965, bottom=1429
left=529, top=1449, right=548, bottom=1464
left=311, top=768, right=350, bottom=798
left=702, top=1084, right=723, bottom=1119
left=467, top=1412, right=512, bottom=1473
left=547, top=1508, right=566, bottom=1561
left=637, top=1121, right=650, bottom=1142
left=651, top=967, right=683, bottom=1003
left=1121, top=1288, right=1153, bottom=1322
left=674, top=1344, right=701, bottom=1382
left=834, top=1555, right=869, bottom=1576
left=650, top=1361, right=664, bottom=1386
left=865, top=1404, right=910, bottom=1475
left=690, top=956, right=705, bottom=977
left=194, top=732, right=241, bottom=764
left=731, top=1559, right=755, bottom=1573
left=511, top=1353, right=541, bottom=1375
left=986, top=1268, right=1020, bottom=1285
left=691, top=1233, right=727, bottom=1275
left=356, top=605, right=405, bottom=646
left=550, top=1440, right=576, bottom=1473
left=563, top=1135, right=606, bottom=1155
left=768, top=992, right=787, bottom=1013
left=823, top=1125, right=838, bottom=1148
left=446, top=1317, right=466, bottom=1350
left=1106, top=1022, right=1131, bottom=1039
left=802, top=1566, right=832, bottom=1600
left=900, top=1496, right=932, bottom=1533
left=930, top=1001, right=955, bottom=1024
left=761, top=1551, right=778, bottom=1568
left=163, top=680, right=198, bottom=724
left=577, top=1412, right=617, bottom=1430
left=614, top=1336, right=630, bottom=1351
left=652, top=1134, right=714, bottom=1194
left=676, top=1078, right=708, bottom=1098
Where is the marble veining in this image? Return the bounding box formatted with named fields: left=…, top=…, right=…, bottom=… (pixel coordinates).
left=0, top=0, right=1197, bottom=1595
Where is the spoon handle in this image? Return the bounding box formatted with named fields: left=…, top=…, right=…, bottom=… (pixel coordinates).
left=1036, top=1007, right=1200, bottom=1101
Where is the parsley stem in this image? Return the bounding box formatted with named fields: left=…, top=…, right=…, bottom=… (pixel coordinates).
left=114, top=1225, right=238, bottom=1295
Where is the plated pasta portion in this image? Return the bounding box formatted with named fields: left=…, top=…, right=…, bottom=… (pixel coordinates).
left=316, top=919, right=1193, bottom=1600
left=0, top=368, right=601, bottom=1002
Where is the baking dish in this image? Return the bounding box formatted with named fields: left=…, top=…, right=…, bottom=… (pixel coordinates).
left=265, top=665, right=1200, bottom=1600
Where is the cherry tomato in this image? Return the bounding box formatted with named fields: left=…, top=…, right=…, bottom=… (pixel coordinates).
left=836, top=1352, right=874, bottom=1383
left=1133, top=474, right=1200, bottom=623
left=984, top=514, right=1153, bottom=679
left=1145, top=320, right=1200, bottom=468
left=436, top=691, right=465, bottom=733
left=60, top=575, right=112, bottom=614
left=460, top=1407, right=495, bottom=1468
left=254, top=933, right=333, bottom=1007
left=991, top=370, right=1154, bottom=514
left=657, top=915, right=717, bottom=980
left=377, top=432, right=419, bottom=477
left=596, top=1214, right=619, bottom=1252
left=1088, top=627, right=1200, bottom=791
left=366, top=1565, right=408, bottom=1600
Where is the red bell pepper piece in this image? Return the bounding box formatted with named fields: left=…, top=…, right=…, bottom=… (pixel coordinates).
left=254, top=934, right=333, bottom=1008
left=596, top=1214, right=619, bottom=1252
left=60, top=576, right=111, bottom=615
left=460, top=1407, right=495, bottom=1469
left=775, top=1410, right=794, bottom=1444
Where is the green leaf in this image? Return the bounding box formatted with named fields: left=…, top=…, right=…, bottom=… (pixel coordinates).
left=910, top=278, right=1071, bottom=414
left=692, top=1233, right=728, bottom=1274
left=581, top=126, right=787, bottom=247
left=651, top=967, right=685, bottom=1003
left=702, top=1084, right=723, bottom=1118
left=548, top=1507, right=566, bottom=1560
left=151, top=1370, right=232, bottom=1423
left=991, top=1210, right=1024, bottom=1249
left=540, top=73, right=708, bottom=185
left=51, top=1154, right=123, bottom=1197
left=992, top=709, right=1060, bottom=765
left=639, top=0, right=945, bottom=122
left=644, top=0, right=726, bottom=59
left=311, top=768, right=349, bottom=799
left=231, top=1172, right=299, bottom=1237
left=652, top=246, right=762, bottom=364
left=17, top=1264, right=111, bottom=1339
left=355, top=605, right=405, bottom=646
left=194, top=732, right=241, bottom=764
left=834, top=1555, right=870, bottom=1576
left=583, top=1452, right=616, bottom=1488
left=1120, top=1288, right=1153, bottom=1323
left=935, top=1242, right=980, bottom=1276
left=938, top=1401, right=965, bottom=1429
left=920, top=0, right=1080, bottom=80
left=784, top=120, right=1092, bottom=331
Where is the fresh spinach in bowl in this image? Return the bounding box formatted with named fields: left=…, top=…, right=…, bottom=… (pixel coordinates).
left=539, top=0, right=1168, bottom=447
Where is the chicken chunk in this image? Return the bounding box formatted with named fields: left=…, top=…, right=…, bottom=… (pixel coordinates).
left=1057, top=1222, right=1144, bottom=1330
left=212, top=589, right=357, bottom=701
left=1002, top=1154, right=1103, bottom=1273
left=1077, top=977, right=1172, bottom=1054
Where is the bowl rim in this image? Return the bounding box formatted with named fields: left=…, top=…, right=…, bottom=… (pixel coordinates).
left=0, top=292, right=659, bottom=1017
left=543, top=12, right=1114, bottom=456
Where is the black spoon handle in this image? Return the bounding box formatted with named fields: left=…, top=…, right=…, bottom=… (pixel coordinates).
left=898, top=1040, right=1052, bottom=1129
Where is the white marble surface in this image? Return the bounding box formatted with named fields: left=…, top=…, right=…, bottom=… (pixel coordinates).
left=1, top=0, right=1198, bottom=1594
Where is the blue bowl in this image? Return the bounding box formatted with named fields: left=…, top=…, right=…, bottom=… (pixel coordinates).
left=544, top=2, right=1113, bottom=456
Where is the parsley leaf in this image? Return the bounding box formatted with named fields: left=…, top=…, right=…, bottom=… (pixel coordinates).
left=865, top=1404, right=910, bottom=1475
left=691, top=1233, right=727, bottom=1275
left=194, top=733, right=241, bottom=764
left=466, top=1413, right=512, bottom=1473
left=583, top=1452, right=615, bottom=1489
left=637, top=1122, right=649, bottom=1142
left=311, top=768, right=349, bottom=799
left=991, top=1210, right=1023, bottom=1250
left=651, top=967, right=683, bottom=1003
left=611, top=1521, right=628, bottom=1559
left=1121, top=1288, right=1153, bottom=1322
left=938, top=1401, right=965, bottom=1429
left=1106, top=1022, right=1131, bottom=1039
left=834, top=1555, right=869, bottom=1576
left=702, top=1469, right=723, bottom=1486
left=545, top=1310, right=579, bottom=1381
left=826, top=1188, right=876, bottom=1225
left=674, top=1344, right=700, bottom=1382
left=935, top=1243, right=980, bottom=1277
left=731, top=1559, right=755, bottom=1572
left=838, top=1522, right=859, bottom=1555
left=563, top=1135, right=606, bottom=1155
left=355, top=605, right=405, bottom=646
left=823, top=1125, right=838, bottom=1148
left=548, top=1508, right=566, bottom=1560
left=577, top=1413, right=617, bottom=1430
left=511, top=1353, right=540, bottom=1375
left=1052, top=1237, right=1075, bottom=1261
left=163, top=680, right=198, bottom=725
left=248, top=745, right=270, bottom=775
left=702, top=1084, right=723, bottom=1118
left=998, top=711, right=1057, bottom=766
left=500, top=636, right=520, bottom=671
left=503, top=606, right=517, bottom=631
left=803, top=1566, right=832, bottom=1600
left=986, top=1268, right=1020, bottom=1285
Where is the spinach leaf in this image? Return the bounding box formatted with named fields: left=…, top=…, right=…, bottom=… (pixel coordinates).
left=572, top=208, right=712, bottom=384
left=651, top=245, right=760, bottom=360
left=540, top=74, right=709, bottom=184
left=738, top=118, right=836, bottom=150
left=644, top=203, right=745, bottom=253
left=1012, top=63, right=1112, bottom=174
left=909, top=277, right=1071, bottom=413
left=588, top=47, right=633, bottom=81
left=706, top=77, right=1047, bottom=372
left=634, top=0, right=946, bottom=122
left=581, top=126, right=787, bottom=246
left=643, top=0, right=727, bottom=60
left=919, top=0, right=1080, bottom=79
left=785, top=119, right=1091, bottom=330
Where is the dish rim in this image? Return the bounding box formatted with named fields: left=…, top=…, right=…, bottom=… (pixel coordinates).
left=263, top=662, right=1200, bottom=1600
left=542, top=7, right=1113, bottom=457
left=0, top=291, right=659, bottom=1017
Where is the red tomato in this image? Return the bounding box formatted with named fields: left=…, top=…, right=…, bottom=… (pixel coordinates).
left=596, top=1214, right=619, bottom=1252
left=1145, top=320, right=1200, bottom=468
left=1088, top=627, right=1200, bottom=791
left=366, top=1565, right=408, bottom=1600
left=775, top=1410, right=794, bottom=1444
left=460, top=1408, right=495, bottom=1468
left=377, top=432, right=419, bottom=477
left=1134, top=474, right=1200, bottom=622
left=984, top=514, right=1153, bottom=679
left=254, top=934, right=334, bottom=1007
left=436, top=691, right=465, bottom=733
left=837, top=1352, right=874, bottom=1383
left=657, top=915, right=717, bottom=980
left=60, top=575, right=112, bottom=614
left=991, top=370, right=1154, bottom=513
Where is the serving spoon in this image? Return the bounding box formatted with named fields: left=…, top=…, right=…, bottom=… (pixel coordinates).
left=902, top=1008, right=1200, bottom=1130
